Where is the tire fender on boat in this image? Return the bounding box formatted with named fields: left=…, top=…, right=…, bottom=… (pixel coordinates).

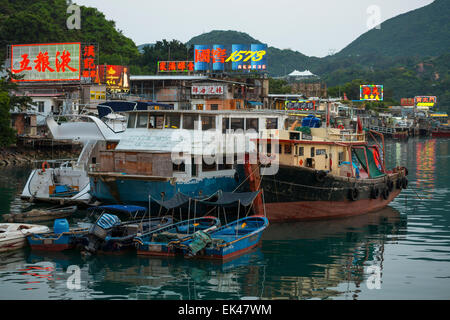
left=387, top=179, right=394, bottom=192
left=348, top=188, right=359, bottom=201
left=402, top=177, right=408, bottom=189
left=382, top=188, right=390, bottom=200
left=315, top=170, right=327, bottom=183
left=42, top=161, right=49, bottom=173
left=370, top=186, right=380, bottom=199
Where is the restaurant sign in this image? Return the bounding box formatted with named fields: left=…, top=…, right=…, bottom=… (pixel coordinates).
left=191, top=85, right=224, bottom=95
left=96, top=65, right=130, bottom=90
left=11, top=42, right=81, bottom=82
left=284, top=100, right=316, bottom=111
left=158, top=61, right=194, bottom=73
left=360, top=85, right=383, bottom=101
left=414, top=96, right=437, bottom=107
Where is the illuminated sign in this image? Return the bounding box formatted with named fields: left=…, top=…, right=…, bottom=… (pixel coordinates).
left=82, top=44, right=97, bottom=79
left=158, top=61, right=194, bottom=73
left=194, top=44, right=267, bottom=72
left=191, top=85, right=224, bottom=95
left=400, top=98, right=415, bottom=106
left=11, top=42, right=80, bottom=82
left=284, top=100, right=316, bottom=111
left=415, top=96, right=437, bottom=107
left=97, top=65, right=130, bottom=90
left=360, top=85, right=383, bottom=101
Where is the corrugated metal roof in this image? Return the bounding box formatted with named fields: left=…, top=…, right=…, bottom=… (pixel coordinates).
left=130, top=75, right=209, bottom=81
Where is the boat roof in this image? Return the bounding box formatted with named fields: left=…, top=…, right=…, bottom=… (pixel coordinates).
left=88, top=205, right=148, bottom=214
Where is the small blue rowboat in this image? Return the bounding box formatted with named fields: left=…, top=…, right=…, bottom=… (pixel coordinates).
left=178, top=215, right=269, bottom=261
left=27, top=218, right=89, bottom=251
left=134, top=216, right=221, bottom=257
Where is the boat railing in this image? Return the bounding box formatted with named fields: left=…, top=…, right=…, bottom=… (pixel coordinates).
left=328, top=131, right=365, bottom=142
left=32, top=158, right=79, bottom=170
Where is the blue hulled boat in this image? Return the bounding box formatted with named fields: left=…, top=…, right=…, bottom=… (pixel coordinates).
left=27, top=218, right=90, bottom=251
left=178, top=215, right=269, bottom=261
left=134, top=216, right=221, bottom=256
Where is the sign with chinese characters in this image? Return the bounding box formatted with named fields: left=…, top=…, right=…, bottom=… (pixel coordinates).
left=191, top=85, right=224, bottom=95
left=194, top=44, right=267, bottom=72
left=96, top=65, right=130, bottom=90
left=158, top=61, right=194, bottom=73
left=82, top=44, right=97, bottom=79
left=360, top=85, right=383, bottom=101
left=400, top=98, right=415, bottom=106
left=11, top=42, right=80, bottom=81
left=284, top=100, right=316, bottom=111
left=414, top=96, right=437, bottom=107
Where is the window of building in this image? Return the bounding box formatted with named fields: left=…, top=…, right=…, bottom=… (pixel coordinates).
left=37, top=101, right=45, bottom=113
left=210, top=104, right=218, bottom=110
left=127, top=113, right=137, bottom=128
left=266, top=118, right=278, bottom=129
left=183, top=114, right=196, bottom=130
left=202, top=116, right=216, bottom=130
left=246, top=118, right=259, bottom=132
left=166, top=114, right=180, bottom=129
left=196, top=104, right=204, bottom=110
left=136, top=113, right=149, bottom=128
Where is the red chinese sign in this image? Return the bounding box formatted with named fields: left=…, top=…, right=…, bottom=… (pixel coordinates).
left=400, top=98, right=415, bottom=106
left=11, top=43, right=81, bottom=82
left=158, top=61, right=194, bottom=73
left=82, top=44, right=97, bottom=79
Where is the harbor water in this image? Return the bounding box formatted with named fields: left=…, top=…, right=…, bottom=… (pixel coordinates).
left=0, top=137, right=449, bottom=300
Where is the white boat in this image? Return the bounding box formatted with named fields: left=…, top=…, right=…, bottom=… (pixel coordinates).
left=21, top=112, right=127, bottom=205
left=0, top=223, right=50, bottom=252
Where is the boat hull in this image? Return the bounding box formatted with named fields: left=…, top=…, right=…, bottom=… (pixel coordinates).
left=261, top=165, right=407, bottom=222
left=0, top=238, right=27, bottom=252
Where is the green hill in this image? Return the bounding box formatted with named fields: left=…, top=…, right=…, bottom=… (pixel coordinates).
left=335, top=0, right=450, bottom=59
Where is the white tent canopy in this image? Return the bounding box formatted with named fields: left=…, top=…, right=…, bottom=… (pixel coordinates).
left=288, top=69, right=315, bottom=77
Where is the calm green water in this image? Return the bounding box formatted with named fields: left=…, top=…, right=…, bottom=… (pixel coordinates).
left=0, top=138, right=449, bottom=300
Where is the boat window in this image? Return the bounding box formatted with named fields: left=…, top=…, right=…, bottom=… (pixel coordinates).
left=183, top=114, right=196, bottom=130
left=289, top=132, right=300, bottom=140
left=231, top=118, right=244, bottom=131
left=338, top=151, right=344, bottom=165
left=202, top=116, right=216, bottom=130
left=246, top=118, right=259, bottom=132
left=166, top=114, right=180, bottom=129
left=136, top=113, right=148, bottom=128
left=266, top=118, right=278, bottom=129
left=218, top=155, right=232, bottom=170
left=297, top=146, right=304, bottom=156
left=285, top=144, right=292, bottom=154
left=222, top=117, right=230, bottom=133
left=202, top=158, right=216, bottom=172
left=149, top=115, right=164, bottom=129
left=173, top=160, right=185, bottom=173
left=127, top=113, right=137, bottom=128
left=310, top=147, right=315, bottom=157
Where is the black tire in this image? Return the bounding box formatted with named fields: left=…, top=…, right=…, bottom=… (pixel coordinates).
left=315, top=170, right=327, bottom=182
left=387, top=179, right=394, bottom=192
left=348, top=188, right=359, bottom=201
left=402, top=177, right=408, bottom=189
left=370, top=187, right=380, bottom=199
left=382, top=188, right=390, bottom=200
left=396, top=178, right=403, bottom=189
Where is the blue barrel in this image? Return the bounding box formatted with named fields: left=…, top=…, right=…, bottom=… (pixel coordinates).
left=194, top=45, right=210, bottom=71
left=54, top=218, right=69, bottom=234
left=250, top=43, right=267, bottom=71
left=212, top=44, right=225, bottom=71
left=231, top=44, right=246, bottom=71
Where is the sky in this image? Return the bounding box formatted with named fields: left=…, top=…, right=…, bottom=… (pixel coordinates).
left=74, top=0, right=434, bottom=57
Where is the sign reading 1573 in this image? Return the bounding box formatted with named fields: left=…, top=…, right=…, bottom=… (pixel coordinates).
left=225, top=50, right=266, bottom=62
